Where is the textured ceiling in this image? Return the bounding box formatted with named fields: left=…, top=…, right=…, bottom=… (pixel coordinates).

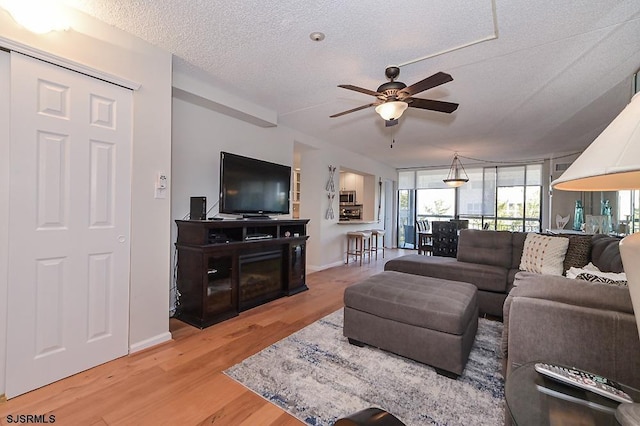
left=64, top=0, right=640, bottom=169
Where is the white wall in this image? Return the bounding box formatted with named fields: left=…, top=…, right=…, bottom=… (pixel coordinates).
left=171, top=86, right=397, bottom=278
left=0, top=50, right=10, bottom=400
left=295, top=135, right=397, bottom=270
left=171, top=97, right=293, bottom=223
left=0, top=6, right=173, bottom=395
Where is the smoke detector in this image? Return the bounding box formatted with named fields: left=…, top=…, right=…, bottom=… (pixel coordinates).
left=309, top=32, right=325, bottom=42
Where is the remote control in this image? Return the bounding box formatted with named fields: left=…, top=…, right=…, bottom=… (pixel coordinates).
left=534, top=363, right=633, bottom=404
left=536, top=384, right=616, bottom=414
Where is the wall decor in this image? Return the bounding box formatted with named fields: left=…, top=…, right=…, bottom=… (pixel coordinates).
left=326, top=165, right=336, bottom=192
left=326, top=193, right=335, bottom=219
left=325, top=165, right=336, bottom=220
left=556, top=214, right=569, bottom=229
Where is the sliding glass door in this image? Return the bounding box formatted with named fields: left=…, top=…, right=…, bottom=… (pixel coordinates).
left=398, top=164, right=542, bottom=248
left=398, top=189, right=416, bottom=248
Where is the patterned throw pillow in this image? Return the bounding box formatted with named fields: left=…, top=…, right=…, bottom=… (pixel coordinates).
left=562, top=234, right=592, bottom=273
left=519, top=233, right=570, bottom=276
left=576, top=272, right=628, bottom=287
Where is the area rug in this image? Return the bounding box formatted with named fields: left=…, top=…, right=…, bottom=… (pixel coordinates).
left=225, top=309, right=504, bottom=426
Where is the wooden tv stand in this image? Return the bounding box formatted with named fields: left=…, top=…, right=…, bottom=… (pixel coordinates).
left=174, top=218, right=310, bottom=328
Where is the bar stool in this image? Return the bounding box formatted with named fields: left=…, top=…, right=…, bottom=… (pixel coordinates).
left=369, top=229, right=386, bottom=259
left=346, top=231, right=372, bottom=265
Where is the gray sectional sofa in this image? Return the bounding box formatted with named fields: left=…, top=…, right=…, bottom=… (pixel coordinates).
left=502, top=233, right=640, bottom=388
left=503, top=270, right=640, bottom=389
left=385, top=229, right=527, bottom=317
left=384, top=229, right=640, bottom=388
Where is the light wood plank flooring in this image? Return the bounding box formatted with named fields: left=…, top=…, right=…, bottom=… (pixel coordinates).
left=0, top=249, right=408, bottom=425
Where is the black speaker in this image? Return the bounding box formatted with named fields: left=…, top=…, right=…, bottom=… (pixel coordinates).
left=190, top=196, right=207, bottom=220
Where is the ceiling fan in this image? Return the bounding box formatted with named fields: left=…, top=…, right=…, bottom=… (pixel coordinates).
left=330, top=66, right=458, bottom=126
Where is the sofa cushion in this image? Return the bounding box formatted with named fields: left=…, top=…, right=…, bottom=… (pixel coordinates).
left=457, top=229, right=513, bottom=268
left=507, top=268, right=520, bottom=287
left=385, top=254, right=509, bottom=292
left=519, top=233, right=569, bottom=276
left=591, top=234, right=623, bottom=273
left=510, top=232, right=527, bottom=270
left=501, top=271, right=635, bottom=358
left=511, top=271, right=634, bottom=313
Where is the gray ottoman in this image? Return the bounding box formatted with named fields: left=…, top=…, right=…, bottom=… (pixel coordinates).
left=343, top=271, right=478, bottom=377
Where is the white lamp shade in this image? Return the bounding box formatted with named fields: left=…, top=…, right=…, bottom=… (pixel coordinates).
left=552, top=90, right=640, bottom=414
left=375, top=101, right=408, bottom=121
left=552, top=92, right=640, bottom=191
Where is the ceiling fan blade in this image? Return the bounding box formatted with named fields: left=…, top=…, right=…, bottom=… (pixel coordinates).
left=408, top=98, right=459, bottom=114
left=329, top=103, right=377, bottom=118
left=338, top=84, right=381, bottom=97
left=400, top=72, right=453, bottom=97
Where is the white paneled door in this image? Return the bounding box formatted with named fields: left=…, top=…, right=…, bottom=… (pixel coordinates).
left=6, top=53, right=132, bottom=398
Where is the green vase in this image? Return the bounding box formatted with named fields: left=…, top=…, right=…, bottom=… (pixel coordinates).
left=573, top=200, right=584, bottom=231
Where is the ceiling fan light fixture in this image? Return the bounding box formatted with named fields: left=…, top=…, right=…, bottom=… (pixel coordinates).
left=443, top=153, right=469, bottom=187
left=375, top=101, right=408, bottom=121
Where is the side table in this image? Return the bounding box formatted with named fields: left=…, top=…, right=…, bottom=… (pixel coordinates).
left=506, top=362, right=640, bottom=426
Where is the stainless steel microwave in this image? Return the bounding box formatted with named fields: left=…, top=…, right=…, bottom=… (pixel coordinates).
left=339, top=191, right=356, bottom=205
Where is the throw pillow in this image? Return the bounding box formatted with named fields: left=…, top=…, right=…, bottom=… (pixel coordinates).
left=566, top=262, right=599, bottom=279
left=519, top=233, right=569, bottom=276
left=567, top=262, right=627, bottom=282
left=576, top=272, right=628, bottom=287
left=562, top=234, right=592, bottom=273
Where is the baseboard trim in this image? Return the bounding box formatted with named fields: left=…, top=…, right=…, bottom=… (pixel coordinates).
left=308, top=260, right=346, bottom=273
left=129, top=331, right=172, bottom=354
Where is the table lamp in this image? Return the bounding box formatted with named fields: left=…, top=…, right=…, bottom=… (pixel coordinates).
left=552, top=91, right=640, bottom=424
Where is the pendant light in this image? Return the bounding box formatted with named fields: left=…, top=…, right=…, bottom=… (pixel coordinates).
left=443, top=153, right=469, bottom=187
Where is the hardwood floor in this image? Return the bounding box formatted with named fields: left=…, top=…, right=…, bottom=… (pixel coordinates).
left=0, top=249, right=408, bottom=425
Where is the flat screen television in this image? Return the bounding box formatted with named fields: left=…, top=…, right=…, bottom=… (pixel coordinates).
left=219, top=152, right=291, bottom=216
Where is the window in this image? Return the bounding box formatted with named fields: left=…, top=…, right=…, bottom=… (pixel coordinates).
left=458, top=168, right=493, bottom=229
left=618, top=190, right=640, bottom=234
left=492, top=165, right=541, bottom=232
left=398, top=163, right=542, bottom=248
left=416, top=188, right=455, bottom=224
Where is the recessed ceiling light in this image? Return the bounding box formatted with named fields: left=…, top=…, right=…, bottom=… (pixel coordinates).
left=309, top=32, right=325, bottom=42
